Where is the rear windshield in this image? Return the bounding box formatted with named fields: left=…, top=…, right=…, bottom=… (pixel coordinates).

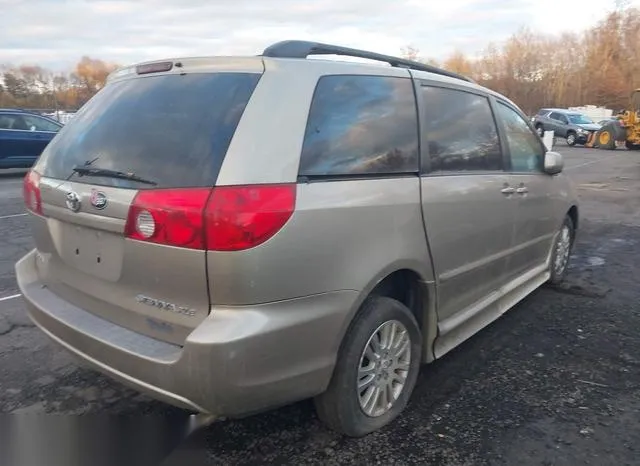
left=35, top=72, right=261, bottom=189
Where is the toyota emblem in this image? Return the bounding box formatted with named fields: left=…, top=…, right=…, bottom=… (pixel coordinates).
left=65, top=191, right=81, bottom=212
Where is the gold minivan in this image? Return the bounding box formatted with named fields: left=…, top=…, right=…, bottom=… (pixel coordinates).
left=16, top=40, right=578, bottom=437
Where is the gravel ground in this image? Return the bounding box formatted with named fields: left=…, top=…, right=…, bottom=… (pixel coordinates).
left=1, top=145, right=639, bottom=465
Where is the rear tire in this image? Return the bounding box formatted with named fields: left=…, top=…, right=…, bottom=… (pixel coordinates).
left=314, top=296, right=422, bottom=437
left=625, top=141, right=640, bottom=151
left=535, top=124, right=544, bottom=137
left=548, top=215, right=575, bottom=285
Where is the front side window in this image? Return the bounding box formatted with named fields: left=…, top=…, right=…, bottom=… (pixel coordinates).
left=299, top=75, right=419, bottom=177
left=497, top=102, right=545, bottom=173
left=421, top=86, right=502, bottom=172
left=567, top=114, right=594, bottom=125
left=22, top=115, right=61, bottom=132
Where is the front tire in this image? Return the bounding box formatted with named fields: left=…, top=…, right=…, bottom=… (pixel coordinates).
left=625, top=141, right=640, bottom=151
left=535, top=125, right=544, bottom=137
left=549, top=215, right=575, bottom=285
left=597, top=129, right=617, bottom=150
left=314, top=296, right=422, bottom=437
left=566, top=132, right=577, bottom=146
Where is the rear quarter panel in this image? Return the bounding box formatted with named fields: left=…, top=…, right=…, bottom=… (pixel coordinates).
left=211, top=59, right=435, bottom=304
left=207, top=178, right=433, bottom=305
left=208, top=60, right=438, bottom=359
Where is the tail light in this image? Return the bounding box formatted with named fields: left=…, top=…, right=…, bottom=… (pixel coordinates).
left=124, top=184, right=296, bottom=251
left=205, top=184, right=296, bottom=251
left=125, top=188, right=211, bottom=249
left=23, top=170, right=42, bottom=215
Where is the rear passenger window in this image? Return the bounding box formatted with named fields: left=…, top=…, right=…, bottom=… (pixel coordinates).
left=0, top=114, right=24, bottom=130
left=550, top=112, right=568, bottom=124
left=299, top=75, right=419, bottom=177
left=421, top=86, right=502, bottom=173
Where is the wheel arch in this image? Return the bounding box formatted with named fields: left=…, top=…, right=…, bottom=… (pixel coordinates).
left=567, top=204, right=579, bottom=232
left=335, top=265, right=438, bottom=364
left=565, top=129, right=578, bottom=145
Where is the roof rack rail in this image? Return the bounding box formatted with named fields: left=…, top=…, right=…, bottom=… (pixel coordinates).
left=0, top=107, right=38, bottom=114
left=261, top=40, right=473, bottom=83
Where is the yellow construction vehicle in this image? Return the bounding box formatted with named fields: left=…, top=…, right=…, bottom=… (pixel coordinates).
left=595, top=89, right=640, bottom=150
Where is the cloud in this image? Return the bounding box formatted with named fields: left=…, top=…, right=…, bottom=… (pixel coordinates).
left=1, top=0, right=638, bottom=70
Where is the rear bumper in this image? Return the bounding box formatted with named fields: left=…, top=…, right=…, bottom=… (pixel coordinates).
left=16, top=249, right=358, bottom=416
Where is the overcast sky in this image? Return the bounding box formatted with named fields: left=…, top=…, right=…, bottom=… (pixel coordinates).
left=0, top=0, right=637, bottom=70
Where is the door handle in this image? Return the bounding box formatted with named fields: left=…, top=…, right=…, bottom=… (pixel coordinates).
left=516, top=186, right=528, bottom=194
left=501, top=187, right=515, bottom=195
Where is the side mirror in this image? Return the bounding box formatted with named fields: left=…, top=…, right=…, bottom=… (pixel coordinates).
left=544, top=151, right=564, bottom=175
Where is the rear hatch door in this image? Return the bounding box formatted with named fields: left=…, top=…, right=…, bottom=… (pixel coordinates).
left=29, top=61, right=263, bottom=344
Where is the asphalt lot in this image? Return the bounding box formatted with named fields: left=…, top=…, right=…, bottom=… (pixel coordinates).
left=1, top=146, right=640, bottom=465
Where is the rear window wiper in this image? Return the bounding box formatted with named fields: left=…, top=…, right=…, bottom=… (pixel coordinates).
left=71, top=166, right=157, bottom=185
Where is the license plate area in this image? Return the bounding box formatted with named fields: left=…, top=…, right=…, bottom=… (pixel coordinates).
left=49, top=219, right=124, bottom=281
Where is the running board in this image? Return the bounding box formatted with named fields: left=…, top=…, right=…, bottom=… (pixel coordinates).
left=434, top=264, right=549, bottom=359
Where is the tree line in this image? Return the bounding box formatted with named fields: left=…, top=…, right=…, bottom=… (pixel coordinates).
left=0, top=57, right=118, bottom=111
left=404, top=6, right=640, bottom=114
left=1, top=6, right=638, bottom=115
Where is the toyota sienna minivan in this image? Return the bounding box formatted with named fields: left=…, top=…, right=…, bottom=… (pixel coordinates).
left=16, top=40, right=578, bottom=437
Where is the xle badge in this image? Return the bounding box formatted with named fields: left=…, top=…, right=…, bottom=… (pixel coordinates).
left=136, top=294, right=197, bottom=317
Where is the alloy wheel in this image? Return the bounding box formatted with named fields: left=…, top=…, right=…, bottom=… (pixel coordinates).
left=555, top=225, right=572, bottom=276
left=357, top=320, right=412, bottom=418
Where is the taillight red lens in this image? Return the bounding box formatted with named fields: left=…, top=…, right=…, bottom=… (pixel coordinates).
left=205, top=184, right=296, bottom=251
left=124, top=184, right=296, bottom=251
left=125, top=188, right=211, bottom=249
left=23, top=170, right=42, bottom=215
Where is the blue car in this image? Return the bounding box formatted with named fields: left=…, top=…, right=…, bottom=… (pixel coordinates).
left=0, top=109, right=63, bottom=169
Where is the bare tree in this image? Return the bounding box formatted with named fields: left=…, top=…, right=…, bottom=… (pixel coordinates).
left=407, top=7, right=640, bottom=112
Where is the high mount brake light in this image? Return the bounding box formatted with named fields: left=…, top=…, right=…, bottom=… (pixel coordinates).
left=23, top=170, right=42, bottom=215
left=136, top=62, right=174, bottom=75
left=124, top=184, right=296, bottom=251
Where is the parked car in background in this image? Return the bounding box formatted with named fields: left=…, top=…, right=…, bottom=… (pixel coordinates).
left=16, top=41, right=579, bottom=437
left=42, top=111, right=77, bottom=125
left=533, top=108, right=601, bottom=146
left=0, top=109, right=63, bottom=169
left=597, top=116, right=620, bottom=126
